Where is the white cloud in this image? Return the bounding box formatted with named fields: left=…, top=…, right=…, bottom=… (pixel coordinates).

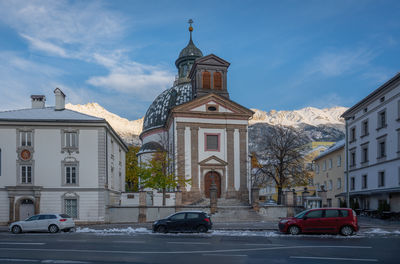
left=306, top=48, right=377, bottom=77
left=87, top=53, right=174, bottom=100
left=20, top=34, right=68, bottom=57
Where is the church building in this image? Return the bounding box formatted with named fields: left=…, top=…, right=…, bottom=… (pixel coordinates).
left=138, top=21, right=253, bottom=204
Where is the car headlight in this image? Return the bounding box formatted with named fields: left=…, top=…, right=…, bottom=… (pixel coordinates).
left=280, top=219, right=289, bottom=224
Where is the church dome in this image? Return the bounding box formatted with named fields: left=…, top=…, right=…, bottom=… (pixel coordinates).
left=142, top=82, right=192, bottom=133
left=142, top=20, right=202, bottom=134
left=175, top=38, right=203, bottom=67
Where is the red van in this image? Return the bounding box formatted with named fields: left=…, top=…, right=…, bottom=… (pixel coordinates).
left=278, top=208, right=359, bottom=236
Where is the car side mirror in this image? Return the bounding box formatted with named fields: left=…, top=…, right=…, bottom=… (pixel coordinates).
left=303, top=216, right=308, bottom=220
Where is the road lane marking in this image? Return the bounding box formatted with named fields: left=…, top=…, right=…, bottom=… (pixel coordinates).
left=56, top=240, right=88, bottom=242
left=0, top=245, right=372, bottom=255
left=203, top=254, right=247, bottom=257
left=0, top=259, right=39, bottom=262
left=41, top=260, right=91, bottom=263
left=114, top=241, right=146, bottom=244
left=0, top=242, right=46, bottom=245
left=168, top=242, right=211, bottom=245
left=290, top=256, right=378, bottom=262
left=245, top=243, right=283, bottom=246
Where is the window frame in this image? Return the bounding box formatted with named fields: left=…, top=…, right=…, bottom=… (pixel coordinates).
left=350, top=177, right=355, bottom=190
left=19, top=164, right=33, bottom=184
left=337, top=155, right=341, bottom=167
left=378, top=171, right=385, bottom=187
left=62, top=193, right=79, bottom=219
left=362, top=174, right=368, bottom=189
left=204, top=133, right=220, bottom=152
left=61, top=129, right=79, bottom=153
left=62, top=161, right=79, bottom=186
left=377, top=109, right=387, bottom=130
left=361, top=119, right=369, bottom=137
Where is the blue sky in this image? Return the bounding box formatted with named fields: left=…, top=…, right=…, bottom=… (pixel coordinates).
left=0, top=0, right=399, bottom=120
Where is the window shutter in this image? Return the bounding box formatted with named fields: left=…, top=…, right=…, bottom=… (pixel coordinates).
left=202, top=71, right=211, bottom=89
left=214, top=72, right=222, bottom=90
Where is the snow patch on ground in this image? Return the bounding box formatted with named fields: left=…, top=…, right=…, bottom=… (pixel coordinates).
left=76, top=227, right=151, bottom=234
left=362, top=228, right=400, bottom=235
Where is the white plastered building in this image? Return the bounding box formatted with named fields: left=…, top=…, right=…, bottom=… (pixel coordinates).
left=0, top=89, right=128, bottom=224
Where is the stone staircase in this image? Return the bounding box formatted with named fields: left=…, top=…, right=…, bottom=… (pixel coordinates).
left=189, top=198, right=263, bottom=222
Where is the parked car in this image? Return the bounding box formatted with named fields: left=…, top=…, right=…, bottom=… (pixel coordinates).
left=278, top=208, right=359, bottom=236
left=9, top=214, right=75, bottom=234
left=153, top=211, right=212, bottom=233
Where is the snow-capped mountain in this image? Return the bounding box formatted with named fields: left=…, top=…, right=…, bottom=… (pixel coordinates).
left=250, top=106, right=347, bottom=127
left=65, top=103, right=143, bottom=145
left=65, top=103, right=347, bottom=147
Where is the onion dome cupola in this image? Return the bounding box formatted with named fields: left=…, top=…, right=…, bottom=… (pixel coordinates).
left=175, top=19, right=203, bottom=84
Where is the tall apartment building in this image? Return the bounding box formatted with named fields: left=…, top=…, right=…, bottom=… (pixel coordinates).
left=341, top=72, right=400, bottom=212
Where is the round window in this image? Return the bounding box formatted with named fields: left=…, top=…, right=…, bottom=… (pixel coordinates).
left=208, top=106, right=217, bottom=111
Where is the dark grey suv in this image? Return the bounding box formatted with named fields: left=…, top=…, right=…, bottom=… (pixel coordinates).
left=153, top=211, right=212, bottom=233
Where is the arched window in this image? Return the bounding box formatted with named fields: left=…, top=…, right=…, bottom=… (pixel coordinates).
left=214, top=72, right=222, bottom=90
left=202, top=71, right=211, bottom=89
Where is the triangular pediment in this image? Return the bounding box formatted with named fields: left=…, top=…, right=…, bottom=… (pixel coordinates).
left=194, top=54, right=230, bottom=67
left=171, top=93, right=254, bottom=117
left=199, top=155, right=228, bottom=166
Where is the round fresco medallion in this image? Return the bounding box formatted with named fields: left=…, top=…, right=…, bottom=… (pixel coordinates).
left=20, top=149, right=31, bottom=161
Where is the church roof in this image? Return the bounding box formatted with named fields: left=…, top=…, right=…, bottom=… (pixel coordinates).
left=142, top=82, right=192, bottom=133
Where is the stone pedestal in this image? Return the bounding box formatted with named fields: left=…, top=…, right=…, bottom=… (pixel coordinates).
left=251, top=187, right=260, bottom=211
left=210, top=183, right=218, bottom=214
left=175, top=191, right=182, bottom=207
left=138, top=191, right=146, bottom=223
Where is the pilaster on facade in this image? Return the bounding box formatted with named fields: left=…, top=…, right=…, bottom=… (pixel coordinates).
left=226, top=128, right=236, bottom=198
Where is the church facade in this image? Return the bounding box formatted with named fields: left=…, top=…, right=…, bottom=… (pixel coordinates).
left=138, top=23, right=253, bottom=204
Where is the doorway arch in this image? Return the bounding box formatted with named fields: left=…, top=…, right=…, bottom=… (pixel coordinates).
left=204, top=171, right=221, bottom=198
left=18, top=198, right=34, bottom=220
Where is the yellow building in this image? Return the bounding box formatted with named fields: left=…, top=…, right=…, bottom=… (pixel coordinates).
left=313, top=140, right=345, bottom=207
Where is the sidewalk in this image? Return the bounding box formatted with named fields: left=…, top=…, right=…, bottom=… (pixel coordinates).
left=1, top=217, right=400, bottom=232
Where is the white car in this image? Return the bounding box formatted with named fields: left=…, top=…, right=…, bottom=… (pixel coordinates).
left=9, top=214, right=75, bottom=234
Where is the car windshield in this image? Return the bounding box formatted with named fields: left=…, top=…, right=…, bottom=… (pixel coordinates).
left=294, top=210, right=309, bottom=219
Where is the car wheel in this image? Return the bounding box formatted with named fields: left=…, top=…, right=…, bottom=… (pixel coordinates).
left=157, top=225, right=167, bottom=233
left=197, top=225, right=208, bottom=233
left=49, top=224, right=59, bottom=233
left=340, top=226, right=353, bottom=236
left=288, top=225, right=300, bottom=235
left=11, top=225, right=21, bottom=234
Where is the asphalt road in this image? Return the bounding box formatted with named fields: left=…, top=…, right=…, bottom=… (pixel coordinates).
left=0, top=231, right=399, bottom=264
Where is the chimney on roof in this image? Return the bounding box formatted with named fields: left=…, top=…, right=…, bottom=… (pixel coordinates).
left=31, top=95, right=46, bottom=109
left=54, top=88, right=66, bottom=111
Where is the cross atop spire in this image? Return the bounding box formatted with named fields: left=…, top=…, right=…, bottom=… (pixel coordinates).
left=188, top=19, right=193, bottom=41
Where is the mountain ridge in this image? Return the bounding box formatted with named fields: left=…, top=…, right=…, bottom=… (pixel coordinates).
left=66, top=103, right=347, bottom=146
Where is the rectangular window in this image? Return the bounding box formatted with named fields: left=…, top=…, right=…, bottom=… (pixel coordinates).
left=378, top=140, right=386, bottom=159
left=362, top=146, right=368, bottom=163
left=350, top=151, right=356, bottom=167
left=64, top=132, right=78, bottom=148
left=337, top=178, right=341, bottom=189
left=316, top=164, right=319, bottom=174
left=328, top=159, right=332, bottom=169
left=65, top=165, right=77, bottom=184
left=205, top=134, right=219, bottom=151
left=398, top=100, right=400, bottom=119
left=378, top=171, right=385, bottom=187
left=337, top=155, right=341, bottom=167
left=64, top=199, right=78, bottom=218
left=362, top=175, right=367, bottom=189
left=323, top=160, right=326, bottom=171
left=328, top=180, right=333, bottom=191
left=350, top=127, right=356, bottom=142
left=350, top=177, right=355, bottom=190
left=397, top=130, right=400, bottom=153
left=21, top=165, right=32, bottom=184
left=378, top=111, right=386, bottom=129
left=362, top=120, right=369, bottom=136
left=20, top=131, right=32, bottom=147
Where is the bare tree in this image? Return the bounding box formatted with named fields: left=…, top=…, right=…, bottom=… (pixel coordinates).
left=256, top=125, right=311, bottom=205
